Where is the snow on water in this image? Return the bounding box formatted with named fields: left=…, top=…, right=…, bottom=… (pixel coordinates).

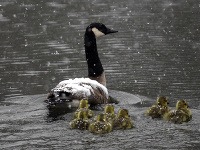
left=53, top=78, right=109, bottom=98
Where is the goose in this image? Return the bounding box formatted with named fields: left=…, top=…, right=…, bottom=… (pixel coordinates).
left=163, top=100, right=192, bottom=124
left=146, top=96, right=170, bottom=119
left=46, top=23, right=118, bottom=111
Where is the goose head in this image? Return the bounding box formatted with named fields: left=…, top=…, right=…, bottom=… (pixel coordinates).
left=85, top=23, right=118, bottom=38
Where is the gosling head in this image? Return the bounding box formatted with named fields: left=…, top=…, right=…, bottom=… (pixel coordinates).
left=117, top=109, right=130, bottom=118
left=156, top=96, right=169, bottom=107
left=78, top=99, right=89, bottom=109
left=104, top=104, right=115, bottom=114
left=176, top=100, right=189, bottom=110
left=86, top=23, right=118, bottom=38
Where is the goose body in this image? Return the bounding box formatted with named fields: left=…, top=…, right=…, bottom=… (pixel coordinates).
left=46, top=23, right=118, bottom=110
left=52, top=78, right=108, bottom=104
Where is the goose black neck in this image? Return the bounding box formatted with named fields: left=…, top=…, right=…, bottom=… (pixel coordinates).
left=84, top=32, right=104, bottom=77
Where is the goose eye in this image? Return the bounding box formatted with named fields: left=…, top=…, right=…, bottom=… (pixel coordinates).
left=88, top=28, right=92, bottom=32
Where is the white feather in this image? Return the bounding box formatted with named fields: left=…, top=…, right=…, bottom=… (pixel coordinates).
left=92, top=27, right=105, bottom=38
left=52, top=78, right=108, bottom=99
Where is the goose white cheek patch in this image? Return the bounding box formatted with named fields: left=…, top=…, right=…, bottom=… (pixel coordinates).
left=92, top=27, right=105, bottom=38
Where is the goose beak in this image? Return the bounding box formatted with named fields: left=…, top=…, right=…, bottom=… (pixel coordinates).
left=106, top=28, right=118, bottom=34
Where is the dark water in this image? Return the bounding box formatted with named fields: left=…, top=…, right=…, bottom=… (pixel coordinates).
left=0, top=0, right=200, bottom=149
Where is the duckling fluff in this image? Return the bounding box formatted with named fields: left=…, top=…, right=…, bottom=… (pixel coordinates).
left=163, top=100, right=192, bottom=124
left=70, top=111, right=90, bottom=130
left=74, top=99, right=94, bottom=119
left=113, top=109, right=133, bottom=129
left=146, top=96, right=170, bottom=119
left=89, top=113, right=112, bottom=134
left=103, top=104, right=116, bottom=125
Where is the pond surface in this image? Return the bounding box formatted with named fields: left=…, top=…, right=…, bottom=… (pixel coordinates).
left=0, top=0, right=200, bottom=149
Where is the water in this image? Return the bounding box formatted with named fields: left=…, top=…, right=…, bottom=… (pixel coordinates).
left=0, top=0, right=200, bottom=149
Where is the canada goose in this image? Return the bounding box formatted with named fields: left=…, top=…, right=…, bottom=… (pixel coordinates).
left=146, top=96, right=170, bottom=119
left=46, top=23, right=118, bottom=111
left=163, top=100, right=192, bottom=124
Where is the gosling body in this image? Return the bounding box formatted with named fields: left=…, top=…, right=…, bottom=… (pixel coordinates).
left=103, top=104, right=116, bottom=125
left=74, top=99, right=94, bottom=118
left=146, top=96, right=169, bottom=119
left=70, top=111, right=90, bottom=130
left=114, top=109, right=133, bottom=129
left=89, top=114, right=112, bottom=134
left=164, top=100, right=192, bottom=124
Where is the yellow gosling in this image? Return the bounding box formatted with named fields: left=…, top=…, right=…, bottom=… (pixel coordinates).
left=78, top=99, right=89, bottom=109
left=146, top=96, right=170, bottom=119
left=89, top=113, right=112, bottom=134
left=70, top=111, right=90, bottom=130
left=163, top=100, right=192, bottom=124
left=113, top=109, right=133, bottom=129
left=74, top=99, right=94, bottom=118
left=103, top=104, right=116, bottom=125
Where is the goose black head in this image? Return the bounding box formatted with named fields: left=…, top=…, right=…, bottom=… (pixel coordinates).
left=86, top=23, right=118, bottom=38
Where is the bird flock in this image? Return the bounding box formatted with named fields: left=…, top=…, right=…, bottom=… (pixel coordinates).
left=146, top=96, right=192, bottom=124
left=69, top=97, right=192, bottom=134
left=69, top=99, right=133, bottom=134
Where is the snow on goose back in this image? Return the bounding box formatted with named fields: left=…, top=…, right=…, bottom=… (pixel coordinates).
left=52, top=78, right=108, bottom=104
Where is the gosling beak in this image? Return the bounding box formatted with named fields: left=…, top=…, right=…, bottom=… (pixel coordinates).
left=106, top=28, right=118, bottom=34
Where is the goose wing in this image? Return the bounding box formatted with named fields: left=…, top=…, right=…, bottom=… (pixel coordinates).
left=51, top=78, right=109, bottom=104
